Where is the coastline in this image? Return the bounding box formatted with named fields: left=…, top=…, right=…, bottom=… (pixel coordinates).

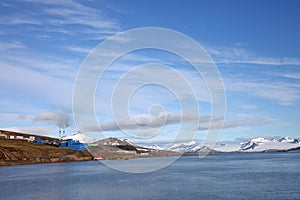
left=2, top=136, right=300, bottom=167
left=0, top=159, right=91, bottom=167
left=0, top=138, right=180, bottom=166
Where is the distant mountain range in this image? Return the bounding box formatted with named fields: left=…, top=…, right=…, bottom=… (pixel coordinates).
left=167, top=137, right=300, bottom=153
left=239, top=137, right=299, bottom=151
left=66, top=133, right=300, bottom=154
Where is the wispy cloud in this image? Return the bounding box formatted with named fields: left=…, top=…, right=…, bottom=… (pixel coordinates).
left=2, top=126, right=55, bottom=136
left=207, top=46, right=300, bottom=66
left=0, top=63, right=74, bottom=107
left=64, top=46, right=92, bottom=54
left=239, top=104, right=258, bottom=111
left=81, top=113, right=210, bottom=132
left=198, top=119, right=270, bottom=131
left=225, top=77, right=300, bottom=105
left=0, top=16, right=42, bottom=25
left=0, top=0, right=120, bottom=52
left=0, top=49, right=80, bottom=79
left=209, top=45, right=300, bottom=106
left=0, top=41, right=26, bottom=50
left=6, top=0, right=119, bottom=34
left=80, top=112, right=266, bottom=134
left=278, top=73, right=300, bottom=80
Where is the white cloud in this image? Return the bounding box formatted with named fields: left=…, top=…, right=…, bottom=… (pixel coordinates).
left=239, top=104, right=258, bottom=111
left=198, top=119, right=270, bottom=131
left=81, top=112, right=265, bottom=133
left=278, top=73, right=300, bottom=80
left=208, top=46, right=300, bottom=105
left=0, top=16, right=42, bottom=25
left=0, top=41, right=26, bottom=50
left=0, top=64, right=74, bottom=107
left=36, top=0, right=118, bottom=32
left=207, top=46, right=300, bottom=66
left=81, top=112, right=207, bottom=132
left=1, top=0, right=119, bottom=42
left=0, top=49, right=79, bottom=79
left=65, top=46, right=92, bottom=54
left=225, top=77, right=300, bottom=105
left=1, top=126, right=55, bottom=136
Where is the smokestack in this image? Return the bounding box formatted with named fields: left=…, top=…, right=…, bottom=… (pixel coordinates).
left=32, top=111, right=71, bottom=139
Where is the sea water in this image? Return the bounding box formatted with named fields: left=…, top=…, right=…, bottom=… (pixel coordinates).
left=0, top=152, right=299, bottom=200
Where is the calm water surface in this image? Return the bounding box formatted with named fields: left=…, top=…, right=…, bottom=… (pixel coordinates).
left=0, top=153, right=299, bottom=200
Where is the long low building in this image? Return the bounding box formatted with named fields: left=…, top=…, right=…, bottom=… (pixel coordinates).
left=0, top=130, right=58, bottom=141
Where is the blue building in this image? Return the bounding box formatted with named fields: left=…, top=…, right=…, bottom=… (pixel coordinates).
left=34, top=138, right=44, bottom=144
left=34, top=139, right=59, bottom=146
left=59, top=139, right=88, bottom=150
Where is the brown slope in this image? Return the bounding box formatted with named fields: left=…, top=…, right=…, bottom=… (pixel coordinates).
left=0, top=139, right=92, bottom=166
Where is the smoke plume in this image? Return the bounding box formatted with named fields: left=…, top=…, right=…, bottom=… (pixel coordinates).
left=33, top=111, right=71, bottom=128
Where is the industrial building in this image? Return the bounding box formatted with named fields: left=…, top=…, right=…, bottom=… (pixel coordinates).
left=59, top=139, right=88, bottom=150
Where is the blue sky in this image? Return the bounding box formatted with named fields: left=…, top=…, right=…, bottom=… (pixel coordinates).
left=1, top=0, right=300, bottom=143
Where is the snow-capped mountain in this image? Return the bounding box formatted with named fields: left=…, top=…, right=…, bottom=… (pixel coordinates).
left=61, top=132, right=94, bottom=143
left=167, top=141, right=198, bottom=152
left=215, top=136, right=300, bottom=152
left=94, top=137, right=133, bottom=146
left=84, top=136, right=300, bottom=153
left=240, top=137, right=270, bottom=150
left=149, top=144, right=164, bottom=150
left=164, top=136, right=300, bottom=153
left=166, top=141, right=216, bottom=153
left=90, top=137, right=174, bottom=155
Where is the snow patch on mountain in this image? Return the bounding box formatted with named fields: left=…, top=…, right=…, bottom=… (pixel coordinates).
left=149, top=144, right=164, bottom=150
left=279, top=137, right=299, bottom=143
left=61, top=132, right=94, bottom=143
left=166, top=141, right=215, bottom=153
left=93, top=137, right=138, bottom=147
left=240, top=137, right=269, bottom=150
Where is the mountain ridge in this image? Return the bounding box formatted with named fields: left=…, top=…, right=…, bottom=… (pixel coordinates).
left=167, top=136, right=300, bottom=153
